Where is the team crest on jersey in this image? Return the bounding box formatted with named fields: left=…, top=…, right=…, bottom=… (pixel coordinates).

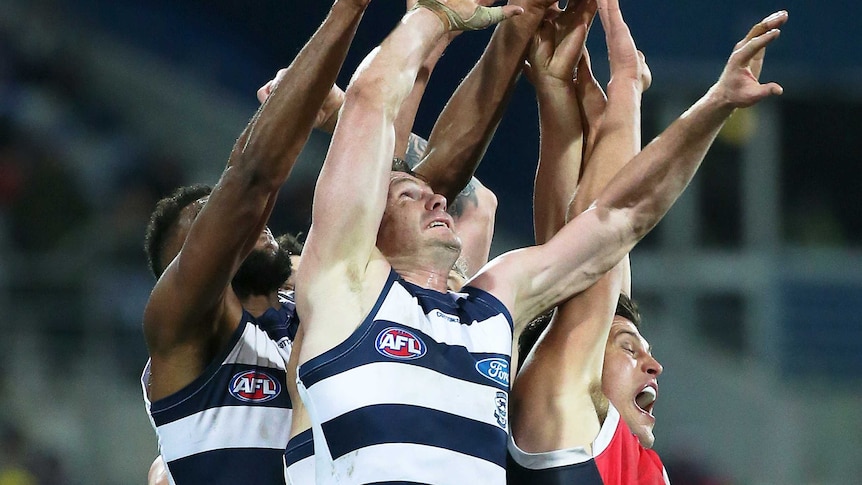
left=228, top=370, right=281, bottom=403
left=494, top=391, right=508, bottom=428
left=475, top=358, right=509, bottom=387
left=375, top=327, right=427, bottom=360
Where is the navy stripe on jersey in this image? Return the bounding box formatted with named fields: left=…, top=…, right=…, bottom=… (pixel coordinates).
left=298, top=269, right=512, bottom=483
left=506, top=452, right=602, bottom=485
left=301, top=318, right=509, bottom=389
left=301, top=273, right=511, bottom=389
left=150, top=309, right=250, bottom=410
left=299, top=270, right=399, bottom=382
left=322, top=404, right=508, bottom=467
left=167, top=447, right=286, bottom=485
left=400, top=280, right=514, bottom=331
left=284, top=429, right=314, bottom=466
left=256, top=305, right=297, bottom=342
left=150, top=362, right=290, bottom=426
left=145, top=302, right=297, bottom=485
left=365, top=482, right=435, bottom=485
left=260, top=291, right=299, bottom=342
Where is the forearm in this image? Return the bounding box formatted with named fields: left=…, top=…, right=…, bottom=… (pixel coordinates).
left=231, top=0, right=367, bottom=186
left=597, top=89, right=734, bottom=237
left=450, top=179, right=497, bottom=277
left=571, top=0, right=643, bottom=216
left=513, top=90, right=734, bottom=324
left=533, top=83, right=584, bottom=244
left=310, top=9, right=447, bottom=245
left=419, top=1, right=548, bottom=201
left=569, top=79, right=642, bottom=216
left=394, top=35, right=452, bottom=160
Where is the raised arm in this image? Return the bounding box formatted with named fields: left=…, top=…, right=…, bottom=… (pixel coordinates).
left=567, top=0, right=650, bottom=218
left=143, top=0, right=369, bottom=395
left=511, top=0, right=644, bottom=452
left=416, top=0, right=562, bottom=202
left=471, top=10, right=788, bottom=328
left=405, top=0, right=559, bottom=277
left=527, top=0, right=597, bottom=244
left=393, top=2, right=502, bottom=282
left=297, top=0, right=521, bottom=358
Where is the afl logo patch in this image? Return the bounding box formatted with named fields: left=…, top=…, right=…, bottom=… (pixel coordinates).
left=375, top=327, right=427, bottom=360
left=228, top=370, right=281, bottom=403
left=476, top=358, right=510, bottom=387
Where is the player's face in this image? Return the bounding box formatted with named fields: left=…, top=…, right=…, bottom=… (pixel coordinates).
left=377, top=172, right=461, bottom=257
left=232, top=228, right=292, bottom=297
left=253, top=226, right=279, bottom=255
left=601, top=317, right=662, bottom=449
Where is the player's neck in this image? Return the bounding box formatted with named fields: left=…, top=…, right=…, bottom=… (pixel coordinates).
left=386, top=246, right=458, bottom=292
left=395, top=266, right=451, bottom=292
left=241, top=291, right=281, bottom=317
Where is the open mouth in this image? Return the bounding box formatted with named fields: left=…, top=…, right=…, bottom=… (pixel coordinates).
left=635, top=385, right=657, bottom=416
left=427, top=220, right=449, bottom=230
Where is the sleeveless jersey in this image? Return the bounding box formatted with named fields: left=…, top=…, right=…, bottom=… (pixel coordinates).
left=297, top=270, right=514, bottom=484
left=506, top=404, right=669, bottom=485
left=284, top=428, right=315, bottom=484
left=142, top=292, right=299, bottom=485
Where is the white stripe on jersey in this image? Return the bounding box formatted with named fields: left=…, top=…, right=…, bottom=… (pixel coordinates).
left=592, top=403, right=620, bottom=455
left=307, top=361, right=506, bottom=429
left=284, top=454, right=315, bottom=485
left=375, top=284, right=512, bottom=355
left=226, top=322, right=289, bottom=369
left=316, top=442, right=505, bottom=485
left=507, top=404, right=621, bottom=469
left=298, top=274, right=512, bottom=485
left=156, top=404, right=292, bottom=462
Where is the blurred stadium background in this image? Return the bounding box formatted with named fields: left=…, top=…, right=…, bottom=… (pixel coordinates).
left=0, top=0, right=859, bottom=483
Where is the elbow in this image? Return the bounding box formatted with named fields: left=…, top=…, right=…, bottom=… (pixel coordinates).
left=345, top=66, right=411, bottom=120
left=593, top=192, right=655, bottom=243
left=477, top=183, right=498, bottom=212
left=590, top=205, right=641, bottom=260
left=220, top=163, right=282, bottom=198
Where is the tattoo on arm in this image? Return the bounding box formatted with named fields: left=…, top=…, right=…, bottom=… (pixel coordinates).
left=405, top=133, right=429, bottom=169
left=448, top=179, right=478, bottom=219
left=404, top=132, right=478, bottom=219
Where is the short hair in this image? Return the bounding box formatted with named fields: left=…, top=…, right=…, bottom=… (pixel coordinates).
left=391, top=157, right=414, bottom=174
left=517, top=309, right=554, bottom=369
left=517, top=294, right=643, bottom=369
left=615, top=293, right=642, bottom=328
left=144, top=184, right=212, bottom=278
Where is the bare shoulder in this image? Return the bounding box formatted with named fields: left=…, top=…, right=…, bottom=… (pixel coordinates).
left=465, top=250, right=529, bottom=315
left=296, top=249, right=393, bottom=365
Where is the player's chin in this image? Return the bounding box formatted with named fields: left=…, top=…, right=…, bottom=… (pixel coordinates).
left=633, top=425, right=657, bottom=449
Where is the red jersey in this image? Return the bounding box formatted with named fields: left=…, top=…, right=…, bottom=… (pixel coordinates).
left=507, top=404, right=669, bottom=484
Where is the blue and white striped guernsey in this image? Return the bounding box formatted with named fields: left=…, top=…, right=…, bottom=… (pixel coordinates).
left=298, top=270, right=514, bottom=484
left=284, top=428, right=315, bottom=484
left=142, top=292, right=299, bottom=485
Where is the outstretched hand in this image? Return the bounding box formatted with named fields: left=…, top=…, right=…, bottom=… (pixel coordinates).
left=409, top=0, right=507, bottom=40
left=257, top=70, right=344, bottom=132
left=525, top=0, right=597, bottom=87
left=256, top=68, right=285, bottom=105
left=736, top=10, right=788, bottom=80
left=713, top=10, right=788, bottom=108
left=413, top=0, right=523, bottom=32
left=597, top=0, right=650, bottom=92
